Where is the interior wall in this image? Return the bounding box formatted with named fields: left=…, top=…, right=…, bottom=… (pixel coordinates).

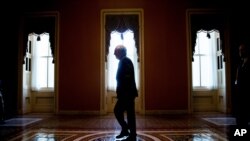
left=1, top=0, right=243, bottom=117
left=0, top=12, right=19, bottom=118
left=57, top=0, right=190, bottom=112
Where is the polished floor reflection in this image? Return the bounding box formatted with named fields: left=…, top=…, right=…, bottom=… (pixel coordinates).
left=0, top=113, right=239, bottom=141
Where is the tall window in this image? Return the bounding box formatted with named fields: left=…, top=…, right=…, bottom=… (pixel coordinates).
left=107, top=30, right=139, bottom=91
left=192, top=30, right=219, bottom=89
left=28, top=33, right=54, bottom=91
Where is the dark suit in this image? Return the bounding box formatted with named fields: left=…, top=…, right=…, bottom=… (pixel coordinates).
left=230, top=58, right=250, bottom=141
left=114, top=56, right=138, bottom=136
left=234, top=58, right=250, bottom=126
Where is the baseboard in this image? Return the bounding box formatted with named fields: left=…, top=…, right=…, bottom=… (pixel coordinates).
left=57, top=110, right=100, bottom=115
left=144, top=110, right=188, bottom=115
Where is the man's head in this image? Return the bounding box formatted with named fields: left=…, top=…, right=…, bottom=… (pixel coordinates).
left=239, top=43, right=249, bottom=58
left=114, top=45, right=127, bottom=60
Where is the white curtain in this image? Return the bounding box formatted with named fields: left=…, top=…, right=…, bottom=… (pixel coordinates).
left=192, top=30, right=218, bottom=89
left=107, top=30, right=139, bottom=91
left=30, top=33, right=54, bottom=90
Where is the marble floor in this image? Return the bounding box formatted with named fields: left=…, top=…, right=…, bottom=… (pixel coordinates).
left=0, top=113, right=246, bottom=141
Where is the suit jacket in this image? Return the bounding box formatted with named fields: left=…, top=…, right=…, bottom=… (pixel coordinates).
left=116, top=56, right=138, bottom=100
left=233, top=58, right=250, bottom=115
left=236, top=58, right=250, bottom=99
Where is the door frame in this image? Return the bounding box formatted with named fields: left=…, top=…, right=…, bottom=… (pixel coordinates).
left=100, top=9, right=145, bottom=115
left=186, top=9, right=230, bottom=113
left=17, top=11, right=60, bottom=114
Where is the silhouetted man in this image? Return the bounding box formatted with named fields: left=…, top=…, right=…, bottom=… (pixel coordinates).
left=114, top=45, right=138, bottom=141
left=230, top=41, right=250, bottom=141
left=234, top=42, right=250, bottom=126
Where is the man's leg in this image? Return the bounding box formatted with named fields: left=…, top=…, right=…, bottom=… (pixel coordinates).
left=126, top=99, right=137, bottom=138
left=114, top=100, right=129, bottom=138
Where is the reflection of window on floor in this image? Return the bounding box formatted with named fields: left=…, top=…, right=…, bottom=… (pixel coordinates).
left=192, top=30, right=219, bottom=89
left=107, top=30, right=139, bottom=91
left=27, top=33, right=54, bottom=91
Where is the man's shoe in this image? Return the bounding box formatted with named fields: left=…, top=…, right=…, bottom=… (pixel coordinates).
left=116, top=130, right=129, bottom=139
left=121, top=135, right=137, bottom=141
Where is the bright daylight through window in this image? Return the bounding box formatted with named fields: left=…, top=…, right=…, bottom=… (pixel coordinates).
left=192, top=30, right=219, bottom=89
left=107, top=30, right=139, bottom=91
left=28, top=33, right=54, bottom=91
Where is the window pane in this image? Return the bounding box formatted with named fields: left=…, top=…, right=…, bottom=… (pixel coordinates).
left=200, top=55, right=211, bottom=87
left=107, top=32, right=121, bottom=90
left=39, top=34, right=50, bottom=56
left=192, top=56, right=200, bottom=87
left=193, top=30, right=219, bottom=89
left=29, top=33, right=54, bottom=90
left=48, top=58, right=54, bottom=88
left=198, top=32, right=209, bottom=55
left=107, top=30, right=139, bottom=91
left=37, top=58, right=48, bottom=88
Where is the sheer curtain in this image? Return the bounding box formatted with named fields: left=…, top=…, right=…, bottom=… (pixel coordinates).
left=30, top=33, right=54, bottom=91
left=192, top=30, right=218, bottom=89
left=107, top=30, right=139, bottom=91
